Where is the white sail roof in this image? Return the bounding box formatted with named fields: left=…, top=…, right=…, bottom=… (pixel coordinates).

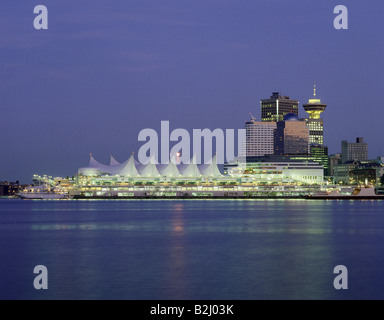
left=87, top=155, right=113, bottom=174
left=140, top=156, right=161, bottom=177
left=181, top=155, right=202, bottom=177
left=81, top=153, right=223, bottom=178
left=89, top=154, right=105, bottom=169
left=201, top=154, right=222, bottom=177
left=78, top=167, right=103, bottom=176
left=119, top=154, right=140, bottom=177
left=109, top=155, right=120, bottom=166
left=160, top=162, right=182, bottom=177
left=159, top=154, right=181, bottom=177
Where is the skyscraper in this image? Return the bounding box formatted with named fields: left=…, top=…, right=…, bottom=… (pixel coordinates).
left=245, top=118, right=276, bottom=157
left=341, top=138, right=368, bottom=163
left=303, top=85, right=327, bottom=145
left=274, top=113, right=309, bottom=155
left=261, top=92, right=299, bottom=122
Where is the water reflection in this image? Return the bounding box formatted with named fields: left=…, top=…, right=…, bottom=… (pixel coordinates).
left=2, top=199, right=384, bottom=299
left=160, top=202, right=189, bottom=299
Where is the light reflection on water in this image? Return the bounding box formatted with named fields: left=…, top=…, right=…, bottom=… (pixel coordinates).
left=0, top=199, right=384, bottom=300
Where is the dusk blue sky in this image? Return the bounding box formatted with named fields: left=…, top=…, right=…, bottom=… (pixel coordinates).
left=1, top=1, right=383, bottom=183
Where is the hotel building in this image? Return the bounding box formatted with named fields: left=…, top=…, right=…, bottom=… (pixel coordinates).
left=245, top=119, right=276, bottom=157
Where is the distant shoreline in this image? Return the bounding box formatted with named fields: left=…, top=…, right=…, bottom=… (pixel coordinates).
left=6, top=195, right=383, bottom=200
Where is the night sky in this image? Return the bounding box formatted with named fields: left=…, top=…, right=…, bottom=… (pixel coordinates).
left=1, top=0, right=383, bottom=183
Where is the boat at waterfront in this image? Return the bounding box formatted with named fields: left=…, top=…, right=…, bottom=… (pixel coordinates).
left=308, top=186, right=384, bottom=199
left=17, top=184, right=72, bottom=200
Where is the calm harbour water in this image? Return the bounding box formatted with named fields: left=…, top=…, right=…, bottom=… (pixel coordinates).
left=0, top=198, right=384, bottom=300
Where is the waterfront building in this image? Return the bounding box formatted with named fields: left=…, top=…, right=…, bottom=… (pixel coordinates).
left=350, top=163, right=384, bottom=185
left=341, top=138, right=368, bottom=163
left=246, top=154, right=315, bottom=163
left=328, top=153, right=342, bottom=176
left=245, top=118, right=276, bottom=157
left=78, top=153, right=222, bottom=180
left=224, top=158, right=324, bottom=185
left=274, top=113, right=309, bottom=155
left=333, top=160, right=360, bottom=184
left=0, top=183, right=10, bottom=196
left=261, top=92, right=299, bottom=122
left=303, top=85, right=327, bottom=145
left=333, top=160, right=383, bottom=185
left=0, top=181, right=24, bottom=197
left=68, top=152, right=327, bottom=198
left=310, top=144, right=329, bottom=176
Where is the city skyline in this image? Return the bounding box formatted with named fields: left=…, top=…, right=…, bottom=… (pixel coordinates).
left=1, top=1, right=383, bottom=183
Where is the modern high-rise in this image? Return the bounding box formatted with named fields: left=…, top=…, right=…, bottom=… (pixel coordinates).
left=310, top=145, right=329, bottom=176
left=303, top=86, right=327, bottom=145
left=245, top=119, right=276, bottom=157
left=274, top=113, right=309, bottom=155
left=341, top=138, right=368, bottom=163
left=261, top=92, right=299, bottom=122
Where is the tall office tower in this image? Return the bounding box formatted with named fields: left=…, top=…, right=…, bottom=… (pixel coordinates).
left=303, top=85, right=327, bottom=145
left=310, top=145, right=329, bottom=176
left=245, top=117, right=277, bottom=157
left=341, top=137, right=368, bottom=163
left=261, top=92, right=299, bottom=122
left=274, top=113, right=309, bottom=155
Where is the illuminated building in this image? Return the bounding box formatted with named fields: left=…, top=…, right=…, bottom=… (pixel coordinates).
left=333, top=160, right=383, bottom=185
left=0, top=181, right=25, bottom=196
left=332, top=161, right=358, bottom=184
left=303, top=85, right=327, bottom=145
left=310, top=144, right=329, bottom=176
left=302, top=85, right=329, bottom=175
left=274, top=113, right=309, bottom=155
left=69, top=152, right=328, bottom=198
left=78, top=153, right=222, bottom=179
left=341, top=137, right=368, bottom=163
left=261, top=92, right=299, bottom=122
left=350, top=163, right=384, bottom=185
left=245, top=117, right=276, bottom=157
left=224, top=158, right=324, bottom=185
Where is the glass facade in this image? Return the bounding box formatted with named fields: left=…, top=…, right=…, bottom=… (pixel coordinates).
left=310, top=145, right=329, bottom=175
left=274, top=120, right=309, bottom=155
left=261, top=92, right=299, bottom=122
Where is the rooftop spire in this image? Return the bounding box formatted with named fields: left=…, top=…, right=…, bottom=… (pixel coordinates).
left=313, top=83, right=317, bottom=98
